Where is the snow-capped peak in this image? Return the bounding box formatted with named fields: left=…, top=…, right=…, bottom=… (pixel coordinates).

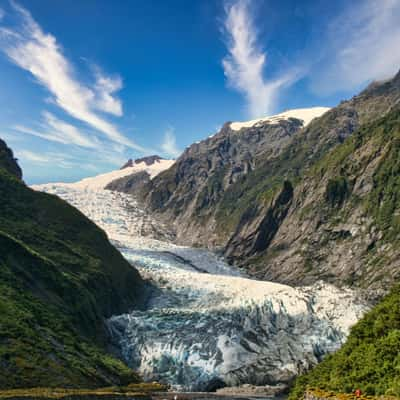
left=32, top=158, right=175, bottom=191
left=229, top=106, right=331, bottom=131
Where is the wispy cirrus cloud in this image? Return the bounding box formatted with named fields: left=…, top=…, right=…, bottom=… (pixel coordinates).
left=17, top=149, right=50, bottom=163
left=222, top=0, right=299, bottom=118
left=310, top=0, right=400, bottom=94
left=0, top=8, right=5, bottom=21
left=0, top=1, right=143, bottom=151
left=16, top=145, right=125, bottom=172
left=17, top=149, right=83, bottom=170
left=161, top=127, right=181, bottom=159
left=14, top=112, right=100, bottom=149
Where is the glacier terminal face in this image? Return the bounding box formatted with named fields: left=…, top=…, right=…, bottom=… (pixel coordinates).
left=34, top=181, right=367, bottom=392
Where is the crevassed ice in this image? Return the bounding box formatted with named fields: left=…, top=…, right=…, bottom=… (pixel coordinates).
left=33, top=178, right=367, bottom=392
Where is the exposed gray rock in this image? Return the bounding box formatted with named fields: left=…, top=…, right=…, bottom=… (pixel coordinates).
left=121, top=155, right=164, bottom=169
left=105, top=170, right=151, bottom=194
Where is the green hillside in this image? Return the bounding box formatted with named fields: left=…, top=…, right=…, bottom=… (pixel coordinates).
left=289, top=108, right=400, bottom=398
left=289, top=285, right=400, bottom=398
left=0, top=139, right=146, bottom=388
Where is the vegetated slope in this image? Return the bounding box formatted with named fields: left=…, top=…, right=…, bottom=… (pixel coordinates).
left=142, top=70, right=400, bottom=292
left=289, top=284, right=400, bottom=398
left=0, top=139, right=146, bottom=388
left=240, top=106, right=400, bottom=294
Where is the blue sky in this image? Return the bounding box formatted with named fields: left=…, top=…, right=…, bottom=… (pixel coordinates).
left=0, top=0, right=399, bottom=184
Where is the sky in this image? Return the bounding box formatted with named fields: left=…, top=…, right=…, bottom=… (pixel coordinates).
left=0, top=0, right=399, bottom=184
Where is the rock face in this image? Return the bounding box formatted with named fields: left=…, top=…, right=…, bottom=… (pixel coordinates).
left=121, top=155, right=164, bottom=169
left=104, top=156, right=174, bottom=194
left=141, top=70, right=400, bottom=293
left=225, top=91, right=400, bottom=295
left=0, top=138, right=22, bottom=179
left=105, top=170, right=151, bottom=194
left=142, top=111, right=314, bottom=247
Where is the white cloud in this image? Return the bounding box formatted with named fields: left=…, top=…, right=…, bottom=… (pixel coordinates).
left=0, top=8, right=5, bottom=21
left=13, top=112, right=100, bottom=149
left=43, top=112, right=100, bottom=148
left=222, top=0, right=299, bottom=118
left=161, top=127, right=181, bottom=159
left=16, top=147, right=123, bottom=171
left=311, top=0, right=400, bottom=94
left=0, top=1, right=144, bottom=151
left=17, top=149, right=50, bottom=163
left=93, top=68, right=123, bottom=116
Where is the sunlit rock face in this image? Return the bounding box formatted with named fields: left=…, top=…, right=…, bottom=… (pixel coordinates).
left=34, top=180, right=368, bottom=392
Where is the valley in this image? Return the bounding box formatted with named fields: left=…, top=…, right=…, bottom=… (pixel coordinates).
left=1, top=1, right=399, bottom=398
left=34, top=174, right=367, bottom=393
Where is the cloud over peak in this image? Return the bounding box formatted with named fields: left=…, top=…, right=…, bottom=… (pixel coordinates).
left=161, top=127, right=181, bottom=159
left=310, top=0, right=400, bottom=94
left=222, top=0, right=298, bottom=118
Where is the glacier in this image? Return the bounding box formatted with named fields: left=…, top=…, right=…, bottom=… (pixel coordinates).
left=33, top=179, right=368, bottom=392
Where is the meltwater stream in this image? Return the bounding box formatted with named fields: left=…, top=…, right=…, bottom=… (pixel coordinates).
left=34, top=183, right=367, bottom=392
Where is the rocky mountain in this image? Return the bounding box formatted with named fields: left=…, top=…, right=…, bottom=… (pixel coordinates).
left=234, top=104, right=400, bottom=295
left=142, top=107, right=329, bottom=245
left=103, top=156, right=174, bottom=194
left=0, top=139, right=147, bottom=388
left=140, top=70, right=400, bottom=294
left=121, top=155, right=164, bottom=169
left=106, top=170, right=152, bottom=194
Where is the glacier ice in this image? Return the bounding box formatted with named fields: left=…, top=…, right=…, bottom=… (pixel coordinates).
left=33, top=180, right=367, bottom=392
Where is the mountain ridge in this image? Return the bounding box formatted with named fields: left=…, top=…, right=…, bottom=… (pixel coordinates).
left=138, top=70, right=400, bottom=294
left=120, top=155, right=165, bottom=169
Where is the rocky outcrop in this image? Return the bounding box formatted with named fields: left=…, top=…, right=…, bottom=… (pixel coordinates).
left=0, top=138, right=22, bottom=179
left=225, top=180, right=294, bottom=261
left=105, top=170, right=151, bottom=194
left=121, top=155, right=163, bottom=169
